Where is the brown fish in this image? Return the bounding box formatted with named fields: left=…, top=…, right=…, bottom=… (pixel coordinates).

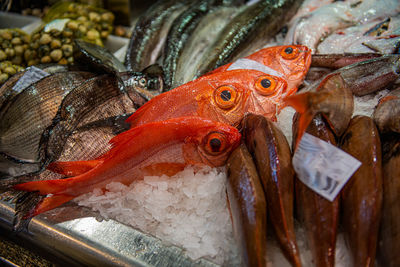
left=226, top=143, right=267, bottom=267
left=340, top=115, right=383, bottom=267
left=293, top=114, right=339, bottom=267
left=378, top=133, right=400, bottom=267
left=242, top=113, right=301, bottom=267
left=373, top=87, right=400, bottom=134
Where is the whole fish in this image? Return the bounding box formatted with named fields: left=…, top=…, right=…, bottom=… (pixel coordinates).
left=125, top=0, right=189, bottom=71
left=173, top=6, right=243, bottom=87
left=340, top=116, right=383, bottom=267
left=226, top=143, right=267, bottom=267
left=194, top=0, right=304, bottom=78
left=207, top=45, right=312, bottom=98
left=0, top=71, right=95, bottom=163
left=13, top=116, right=241, bottom=218
left=285, top=73, right=354, bottom=148
left=311, top=53, right=381, bottom=69
left=373, top=87, right=400, bottom=134
left=293, top=114, right=339, bottom=267
left=126, top=69, right=289, bottom=128
left=378, top=133, right=400, bottom=267
left=242, top=113, right=301, bottom=267
left=162, top=0, right=238, bottom=90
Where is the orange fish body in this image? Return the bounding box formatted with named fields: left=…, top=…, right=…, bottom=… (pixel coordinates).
left=127, top=69, right=289, bottom=128
left=207, top=45, right=311, bottom=98
left=14, top=117, right=241, bottom=218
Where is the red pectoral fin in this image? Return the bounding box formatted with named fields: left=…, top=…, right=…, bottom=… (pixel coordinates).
left=24, top=194, right=75, bottom=219
left=141, top=163, right=186, bottom=177
left=14, top=179, right=71, bottom=195
left=47, top=160, right=101, bottom=176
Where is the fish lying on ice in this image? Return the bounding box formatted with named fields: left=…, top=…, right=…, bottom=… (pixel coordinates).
left=13, top=116, right=241, bottom=218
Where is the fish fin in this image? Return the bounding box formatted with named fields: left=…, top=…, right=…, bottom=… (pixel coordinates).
left=108, top=126, right=145, bottom=148
left=14, top=178, right=72, bottom=195
left=284, top=93, right=315, bottom=149
left=47, top=160, right=102, bottom=176
left=25, top=194, right=75, bottom=218
left=142, top=163, right=186, bottom=177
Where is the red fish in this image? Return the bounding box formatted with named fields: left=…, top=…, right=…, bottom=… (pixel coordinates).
left=207, top=45, right=311, bottom=98
left=14, top=117, right=241, bottom=218
left=126, top=69, right=289, bottom=128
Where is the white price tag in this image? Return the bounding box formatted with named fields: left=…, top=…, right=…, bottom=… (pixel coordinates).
left=12, top=66, right=50, bottom=93
left=292, top=133, right=361, bottom=201
left=44, top=19, right=70, bottom=32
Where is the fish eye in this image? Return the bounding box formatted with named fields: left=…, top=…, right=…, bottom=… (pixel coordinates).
left=255, top=75, right=280, bottom=96
left=214, top=85, right=238, bottom=109
left=139, top=77, right=147, bottom=87
left=281, top=46, right=299, bottom=60
left=204, top=132, right=227, bottom=154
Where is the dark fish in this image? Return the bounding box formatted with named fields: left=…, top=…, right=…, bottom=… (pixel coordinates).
left=195, top=0, right=304, bottom=78
left=378, top=133, right=400, bottom=267
left=293, top=114, right=339, bottom=267
left=311, top=53, right=381, bottom=69
left=125, top=0, right=189, bottom=71
left=340, top=116, right=383, bottom=267
left=74, top=39, right=127, bottom=74
left=373, top=87, right=400, bottom=133
left=334, top=54, right=400, bottom=96
left=285, top=73, right=354, bottom=148
left=242, top=113, right=301, bottom=267
left=162, top=0, right=228, bottom=90
left=226, top=143, right=267, bottom=267
left=0, top=71, right=95, bottom=163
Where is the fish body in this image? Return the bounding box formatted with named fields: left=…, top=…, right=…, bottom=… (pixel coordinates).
left=125, top=0, right=189, bottom=71
left=226, top=143, right=267, bottom=267
left=373, top=87, right=400, bottom=133
left=207, top=45, right=312, bottom=98
left=126, top=69, right=289, bottom=128
left=340, top=115, right=383, bottom=267
left=293, top=114, right=339, bottom=267
left=378, top=133, right=400, bottom=267
left=195, top=0, right=304, bottom=78
left=242, top=113, right=301, bottom=267
left=14, top=116, right=241, bottom=218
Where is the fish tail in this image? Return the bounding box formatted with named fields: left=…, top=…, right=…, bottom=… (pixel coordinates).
left=284, top=93, right=316, bottom=149
left=47, top=159, right=101, bottom=176
left=24, top=194, right=75, bottom=219
left=14, top=178, right=71, bottom=195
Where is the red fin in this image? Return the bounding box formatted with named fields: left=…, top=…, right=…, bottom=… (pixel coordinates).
left=295, top=110, right=315, bottom=149
left=14, top=179, right=71, bottom=195
left=47, top=160, right=101, bottom=176
left=24, top=194, right=75, bottom=218
left=142, top=163, right=186, bottom=177
left=379, top=95, right=397, bottom=104
left=284, top=92, right=312, bottom=114
left=125, top=99, right=154, bottom=128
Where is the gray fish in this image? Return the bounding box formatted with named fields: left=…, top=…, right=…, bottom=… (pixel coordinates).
left=125, top=0, right=189, bottom=71
left=173, top=5, right=242, bottom=87
left=194, top=0, right=304, bottom=78
left=0, top=71, right=95, bottom=163
left=163, top=0, right=242, bottom=90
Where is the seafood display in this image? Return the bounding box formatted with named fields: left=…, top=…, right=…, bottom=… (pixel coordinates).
left=2, top=0, right=400, bottom=266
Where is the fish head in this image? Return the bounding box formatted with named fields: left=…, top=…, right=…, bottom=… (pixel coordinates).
left=244, top=45, right=311, bottom=97
left=182, top=119, right=241, bottom=167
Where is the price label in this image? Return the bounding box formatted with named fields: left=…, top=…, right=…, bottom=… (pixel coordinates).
left=292, top=133, right=361, bottom=201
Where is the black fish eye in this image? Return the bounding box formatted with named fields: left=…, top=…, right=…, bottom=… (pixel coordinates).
left=220, top=90, right=231, bottom=101
left=285, top=47, right=293, bottom=54
left=261, top=79, right=271, bottom=88
left=139, top=78, right=147, bottom=86
left=209, top=138, right=222, bottom=152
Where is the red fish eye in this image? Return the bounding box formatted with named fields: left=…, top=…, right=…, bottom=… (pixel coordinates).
left=204, top=132, right=227, bottom=154
left=214, top=85, right=238, bottom=109
left=255, top=75, right=278, bottom=96
left=280, top=45, right=299, bottom=60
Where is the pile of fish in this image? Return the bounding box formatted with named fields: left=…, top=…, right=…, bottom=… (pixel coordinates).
left=0, top=0, right=400, bottom=266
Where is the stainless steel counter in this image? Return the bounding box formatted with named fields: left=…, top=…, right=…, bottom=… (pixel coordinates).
left=0, top=201, right=218, bottom=267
